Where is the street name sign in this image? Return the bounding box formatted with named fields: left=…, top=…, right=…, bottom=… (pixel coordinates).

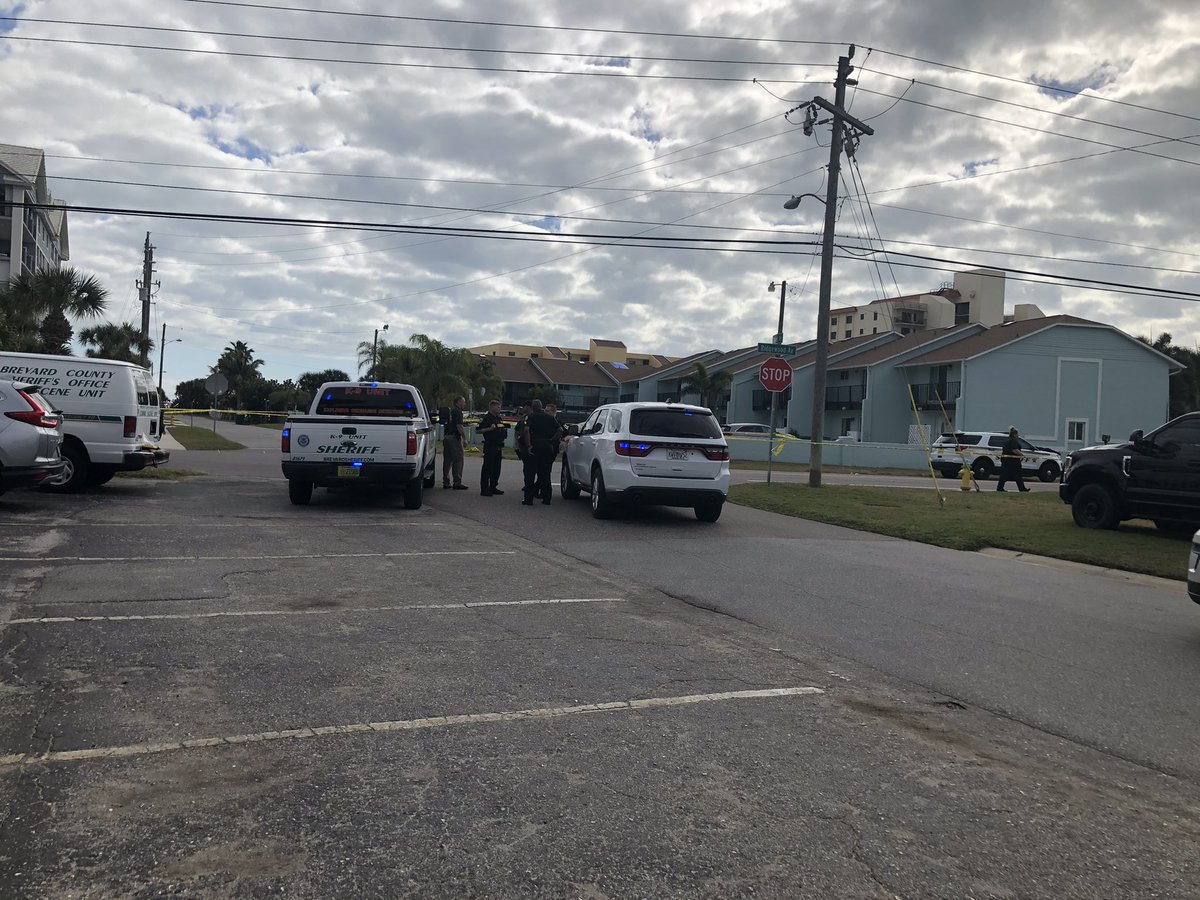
left=757, top=342, right=797, bottom=357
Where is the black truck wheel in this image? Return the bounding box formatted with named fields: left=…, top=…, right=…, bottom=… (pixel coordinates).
left=1071, top=483, right=1118, bottom=529
left=404, top=475, right=424, bottom=510
left=288, top=479, right=313, bottom=506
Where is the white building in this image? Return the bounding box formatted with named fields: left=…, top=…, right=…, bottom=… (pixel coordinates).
left=828, top=268, right=1043, bottom=342
left=0, top=143, right=69, bottom=284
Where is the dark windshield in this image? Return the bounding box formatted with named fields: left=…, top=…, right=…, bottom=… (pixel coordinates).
left=630, top=408, right=722, bottom=439
left=315, top=386, right=419, bottom=417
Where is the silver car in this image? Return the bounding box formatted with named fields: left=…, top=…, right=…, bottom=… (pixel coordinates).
left=0, top=380, right=65, bottom=495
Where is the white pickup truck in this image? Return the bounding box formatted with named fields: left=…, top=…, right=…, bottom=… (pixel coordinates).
left=280, top=381, right=437, bottom=508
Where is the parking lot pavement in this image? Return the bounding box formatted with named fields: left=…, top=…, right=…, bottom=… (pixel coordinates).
left=2, top=477, right=1199, bottom=897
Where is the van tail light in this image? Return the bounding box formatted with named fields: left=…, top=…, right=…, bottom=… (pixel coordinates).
left=407, top=430, right=418, bottom=455
left=5, top=390, right=60, bottom=428
left=281, top=428, right=291, bottom=453
left=123, top=415, right=137, bottom=438
left=615, top=440, right=654, bottom=457
left=702, top=446, right=730, bottom=461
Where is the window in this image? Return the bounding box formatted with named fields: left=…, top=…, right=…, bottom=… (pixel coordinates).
left=1151, top=419, right=1200, bottom=450
left=630, top=408, right=722, bottom=439
left=315, top=386, right=419, bottom=417
left=872, top=328, right=877, bottom=334
left=531, top=352, right=539, bottom=358
left=608, top=409, right=622, bottom=432
left=859, top=313, right=865, bottom=320
left=839, top=371, right=848, bottom=381
left=507, top=351, right=516, bottom=357
left=1068, top=421, right=1086, bottom=442
left=844, top=331, right=851, bottom=338
left=590, top=410, right=609, bottom=434
left=954, top=301, right=970, bottom=325
left=873, top=312, right=878, bottom=321
left=858, top=329, right=864, bottom=335
left=830, top=331, right=836, bottom=340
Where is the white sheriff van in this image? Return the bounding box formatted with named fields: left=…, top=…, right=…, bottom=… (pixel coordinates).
left=0, top=351, right=169, bottom=491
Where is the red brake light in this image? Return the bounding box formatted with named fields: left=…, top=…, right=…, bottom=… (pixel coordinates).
left=407, top=430, right=418, bottom=455
left=5, top=390, right=60, bottom=428
left=615, top=440, right=654, bottom=457
left=123, top=415, right=137, bottom=438
left=281, top=428, right=291, bottom=453
left=702, top=446, right=730, bottom=461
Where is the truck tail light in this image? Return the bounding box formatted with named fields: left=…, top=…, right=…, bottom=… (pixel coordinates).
left=407, top=430, right=418, bottom=456
left=5, top=390, right=60, bottom=428
left=281, top=428, right=291, bottom=453
left=123, top=415, right=137, bottom=438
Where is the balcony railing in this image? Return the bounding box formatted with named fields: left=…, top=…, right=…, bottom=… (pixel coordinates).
left=825, top=384, right=865, bottom=409
left=909, top=381, right=961, bottom=408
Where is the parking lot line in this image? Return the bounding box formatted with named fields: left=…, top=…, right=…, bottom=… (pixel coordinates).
left=0, top=550, right=517, bottom=563
left=7, top=597, right=627, bottom=625
left=0, top=686, right=824, bottom=768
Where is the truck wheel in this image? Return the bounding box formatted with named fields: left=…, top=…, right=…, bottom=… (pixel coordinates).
left=695, top=500, right=723, bottom=523
left=971, top=458, right=994, bottom=481
left=1038, top=461, right=1061, bottom=483
left=86, top=466, right=117, bottom=487
left=1071, top=483, right=1118, bottom=529
left=288, top=479, right=313, bottom=506
left=43, top=441, right=90, bottom=493
left=403, top=476, right=424, bottom=510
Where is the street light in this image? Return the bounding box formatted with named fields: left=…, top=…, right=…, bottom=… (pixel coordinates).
left=371, top=323, right=389, bottom=374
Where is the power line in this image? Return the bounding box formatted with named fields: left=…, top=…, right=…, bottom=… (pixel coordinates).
left=0, top=34, right=829, bottom=85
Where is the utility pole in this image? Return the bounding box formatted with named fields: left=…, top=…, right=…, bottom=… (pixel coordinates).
left=807, top=47, right=875, bottom=487
left=766, top=279, right=786, bottom=486
left=137, top=233, right=159, bottom=341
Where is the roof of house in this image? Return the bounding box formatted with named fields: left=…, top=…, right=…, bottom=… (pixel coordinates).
left=591, top=339, right=626, bottom=348
left=644, top=348, right=723, bottom=380
left=897, top=315, right=1104, bottom=367
left=543, top=346, right=569, bottom=360
left=531, top=356, right=621, bottom=387
left=599, top=360, right=646, bottom=384
left=827, top=324, right=981, bottom=370
left=485, top=355, right=548, bottom=385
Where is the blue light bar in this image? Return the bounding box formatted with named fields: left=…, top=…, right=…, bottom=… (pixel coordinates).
left=352, top=460, right=364, bottom=467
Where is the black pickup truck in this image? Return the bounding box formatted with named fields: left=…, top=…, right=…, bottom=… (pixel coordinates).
left=1059, top=412, right=1200, bottom=531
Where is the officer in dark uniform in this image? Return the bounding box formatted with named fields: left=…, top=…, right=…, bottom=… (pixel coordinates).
left=997, top=425, right=1031, bottom=492
left=477, top=399, right=508, bottom=496
left=521, top=399, right=562, bottom=505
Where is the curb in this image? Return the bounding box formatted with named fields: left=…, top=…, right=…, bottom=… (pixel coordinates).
left=978, top=548, right=1182, bottom=589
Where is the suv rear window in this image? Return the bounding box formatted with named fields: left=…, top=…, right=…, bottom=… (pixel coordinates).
left=935, top=432, right=981, bottom=446
left=316, top=386, right=419, bottom=417
left=630, top=408, right=722, bottom=439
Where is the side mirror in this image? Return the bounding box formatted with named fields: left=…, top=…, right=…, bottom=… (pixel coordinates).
left=564, top=423, right=579, bottom=436
left=1129, top=429, right=1144, bottom=444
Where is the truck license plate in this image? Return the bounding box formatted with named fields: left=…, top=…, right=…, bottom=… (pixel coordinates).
left=667, top=450, right=689, bottom=460
left=337, top=465, right=361, bottom=477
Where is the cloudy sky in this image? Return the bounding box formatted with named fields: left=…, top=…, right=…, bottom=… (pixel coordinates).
left=1, top=0, right=1198, bottom=394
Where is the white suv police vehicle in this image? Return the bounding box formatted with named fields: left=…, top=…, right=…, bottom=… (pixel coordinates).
left=560, top=401, right=731, bottom=521
left=929, top=430, right=1063, bottom=482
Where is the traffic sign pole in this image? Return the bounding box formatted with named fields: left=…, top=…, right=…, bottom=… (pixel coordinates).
left=759, top=354, right=793, bottom=485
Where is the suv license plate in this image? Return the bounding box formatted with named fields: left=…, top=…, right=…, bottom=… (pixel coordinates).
left=337, top=465, right=361, bottom=477
left=667, top=450, right=690, bottom=460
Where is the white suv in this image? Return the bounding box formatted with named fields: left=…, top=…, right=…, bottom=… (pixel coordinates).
left=930, top=431, right=1063, bottom=482
left=561, top=402, right=731, bottom=521
left=0, top=380, right=65, bottom=495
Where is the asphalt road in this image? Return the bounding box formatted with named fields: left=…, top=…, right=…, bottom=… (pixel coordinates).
left=1, top=423, right=1198, bottom=897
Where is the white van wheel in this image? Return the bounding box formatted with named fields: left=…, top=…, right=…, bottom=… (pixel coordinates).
left=44, top=442, right=90, bottom=493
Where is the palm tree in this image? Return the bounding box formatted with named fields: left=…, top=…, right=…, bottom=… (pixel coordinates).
left=0, top=266, right=108, bottom=353
left=78, top=321, right=154, bottom=365
left=406, top=333, right=473, bottom=408
left=213, top=340, right=265, bottom=410
left=680, top=361, right=732, bottom=412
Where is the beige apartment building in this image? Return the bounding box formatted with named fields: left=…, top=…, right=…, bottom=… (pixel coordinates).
left=469, top=338, right=676, bottom=369
left=828, top=269, right=1044, bottom=343
left=0, top=143, right=68, bottom=283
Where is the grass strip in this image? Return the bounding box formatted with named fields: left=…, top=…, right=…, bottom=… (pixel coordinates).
left=166, top=425, right=246, bottom=451
left=728, top=483, right=1188, bottom=581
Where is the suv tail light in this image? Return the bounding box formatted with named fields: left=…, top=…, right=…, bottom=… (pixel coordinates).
left=5, top=389, right=61, bottom=428
left=616, top=440, right=654, bottom=457
left=123, top=415, right=137, bottom=438
left=281, top=427, right=291, bottom=453
left=701, top=446, right=730, bottom=461
left=407, top=430, right=418, bottom=456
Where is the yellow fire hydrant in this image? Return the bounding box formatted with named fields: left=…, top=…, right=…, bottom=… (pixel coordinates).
left=960, top=463, right=971, bottom=491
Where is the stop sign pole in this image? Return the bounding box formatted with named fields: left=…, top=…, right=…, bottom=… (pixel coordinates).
left=759, top=355, right=793, bottom=485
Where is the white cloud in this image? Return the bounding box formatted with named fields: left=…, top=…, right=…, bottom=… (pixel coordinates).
left=2, top=0, right=1198, bottom=395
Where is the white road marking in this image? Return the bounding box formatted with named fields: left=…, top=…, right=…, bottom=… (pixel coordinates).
left=0, top=550, right=516, bottom=563
left=8, top=597, right=626, bottom=625
left=0, top=687, right=823, bottom=768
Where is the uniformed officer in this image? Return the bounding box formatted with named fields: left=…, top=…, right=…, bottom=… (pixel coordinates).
left=477, top=399, right=507, bottom=496
left=521, top=399, right=562, bottom=505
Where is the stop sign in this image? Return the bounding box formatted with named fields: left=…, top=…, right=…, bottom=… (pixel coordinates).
left=759, top=357, right=793, bottom=392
